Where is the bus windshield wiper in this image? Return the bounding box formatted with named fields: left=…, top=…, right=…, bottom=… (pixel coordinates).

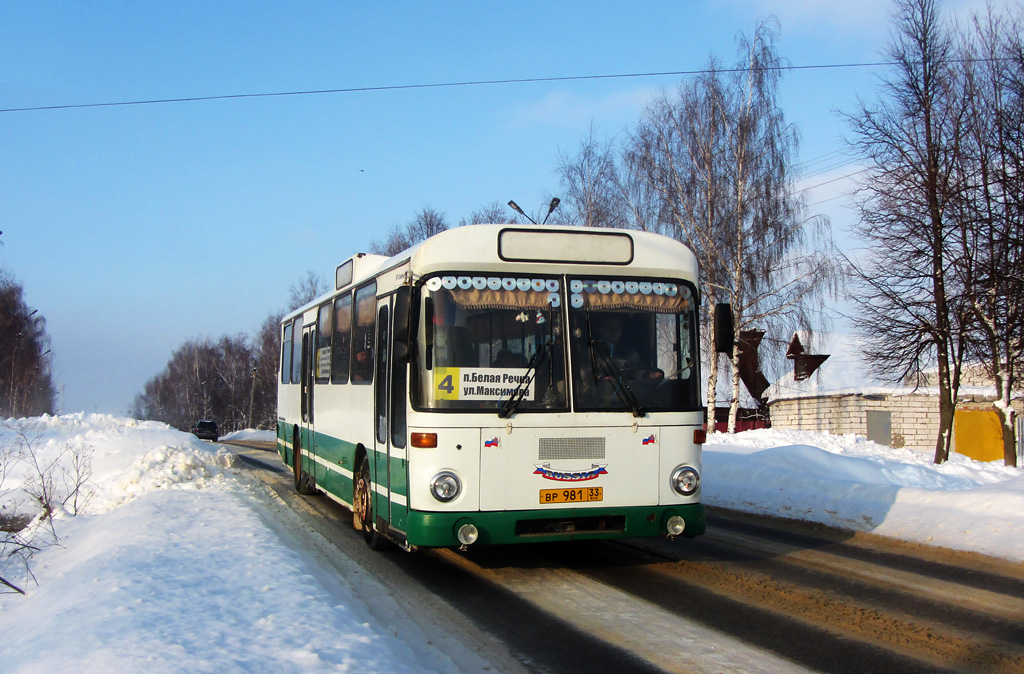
left=584, top=308, right=645, bottom=418
left=498, top=340, right=552, bottom=419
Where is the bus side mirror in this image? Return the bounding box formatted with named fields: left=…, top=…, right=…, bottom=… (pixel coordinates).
left=714, top=303, right=734, bottom=354
left=393, top=287, right=412, bottom=364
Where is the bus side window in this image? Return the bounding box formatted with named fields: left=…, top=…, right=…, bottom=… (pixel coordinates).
left=315, top=303, right=332, bottom=384
left=352, top=282, right=376, bottom=384
left=290, top=317, right=303, bottom=385
left=281, top=322, right=293, bottom=384
left=332, top=293, right=353, bottom=384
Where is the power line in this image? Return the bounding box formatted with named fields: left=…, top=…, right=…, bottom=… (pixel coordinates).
left=0, top=58, right=992, bottom=114
left=795, top=148, right=850, bottom=173
left=801, top=166, right=871, bottom=193
left=4, top=56, right=1013, bottom=115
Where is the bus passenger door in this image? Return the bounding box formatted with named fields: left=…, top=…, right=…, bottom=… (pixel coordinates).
left=373, top=291, right=411, bottom=536
left=300, top=325, right=316, bottom=470
left=372, top=302, right=391, bottom=530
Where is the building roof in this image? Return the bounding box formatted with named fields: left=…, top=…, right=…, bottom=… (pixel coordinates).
left=764, top=333, right=1015, bottom=404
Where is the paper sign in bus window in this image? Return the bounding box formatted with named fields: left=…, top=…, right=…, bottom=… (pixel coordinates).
left=433, top=368, right=533, bottom=401
left=316, top=348, right=332, bottom=380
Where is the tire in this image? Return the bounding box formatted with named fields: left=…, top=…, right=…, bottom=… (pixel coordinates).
left=353, top=455, right=389, bottom=550
left=292, top=433, right=317, bottom=495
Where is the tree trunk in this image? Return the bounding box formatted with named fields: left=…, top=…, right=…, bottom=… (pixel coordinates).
left=728, top=342, right=742, bottom=434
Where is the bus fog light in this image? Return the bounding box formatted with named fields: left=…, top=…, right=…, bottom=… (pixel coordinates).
left=666, top=515, right=685, bottom=536
left=457, top=523, right=479, bottom=545
left=670, top=466, right=700, bottom=496
left=430, top=471, right=462, bottom=502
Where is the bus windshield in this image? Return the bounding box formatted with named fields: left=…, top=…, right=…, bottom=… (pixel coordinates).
left=413, top=274, right=700, bottom=415
left=567, top=277, right=700, bottom=414
left=414, top=275, right=568, bottom=412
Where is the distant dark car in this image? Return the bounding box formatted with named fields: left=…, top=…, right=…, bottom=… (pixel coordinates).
left=191, top=420, right=218, bottom=441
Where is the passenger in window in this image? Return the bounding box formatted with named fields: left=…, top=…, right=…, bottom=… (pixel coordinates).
left=493, top=348, right=526, bottom=368
left=352, top=349, right=373, bottom=382
left=596, top=316, right=663, bottom=380
left=595, top=316, right=641, bottom=369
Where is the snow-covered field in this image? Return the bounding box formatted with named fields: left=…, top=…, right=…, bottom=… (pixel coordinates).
left=1, top=413, right=1022, bottom=673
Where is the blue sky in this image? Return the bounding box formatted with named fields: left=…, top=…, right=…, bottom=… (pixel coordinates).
left=0, top=0, right=996, bottom=414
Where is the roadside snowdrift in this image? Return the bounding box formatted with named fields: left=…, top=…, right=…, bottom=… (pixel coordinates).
left=0, top=414, right=436, bottom=673
left=1, top=414, right=1021, bottom=673
left=704, top=429, right=1024, bottom=561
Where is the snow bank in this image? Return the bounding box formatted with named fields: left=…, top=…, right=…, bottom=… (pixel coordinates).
left=0, top=413, right=237, bottom=523
left=0, top=414, right=453, bottom=674
left=2, top=414, right=1022, bottom=674
left=4, top=488, right=429, bottom=673
left=220, top=428, right=276, bottom=442
left=705, top=428, right=1024, bottom=561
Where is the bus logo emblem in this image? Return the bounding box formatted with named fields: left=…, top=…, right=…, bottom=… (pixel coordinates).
left=533, top=463, right=607, bottom=481
left=484, top=438, right=499, bottom=448
left=642, top=435, right=656, bottom=445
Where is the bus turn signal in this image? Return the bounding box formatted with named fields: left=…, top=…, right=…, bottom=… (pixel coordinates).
left=411, top=432, right=438, bottom=448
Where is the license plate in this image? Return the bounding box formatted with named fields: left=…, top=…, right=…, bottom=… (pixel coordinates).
left=540, top=486, right=603, bottom=504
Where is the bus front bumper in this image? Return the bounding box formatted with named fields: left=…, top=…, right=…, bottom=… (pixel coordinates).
left=403, top=503, right=705, bottom=548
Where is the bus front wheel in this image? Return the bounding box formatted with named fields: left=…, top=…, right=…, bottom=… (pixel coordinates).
left=353, top=456, right=388, bottom=550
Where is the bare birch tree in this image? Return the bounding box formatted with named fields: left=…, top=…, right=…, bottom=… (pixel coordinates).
left=370, top=206, right=450, bottom=256
left=251, top=311, right=284, bottom=429
left=954, top=6, right=1024, bottom=465
left=458, top=202, right=520, bottom=226
left=0, top=271, right=56, bottom=417
left=628, top=57, right=734, bottom=418
left=288, top=270, right=329, bottom=312
left=558, top=127, right=629, bottom=229
left=845, top=0, right=971, bottom=463
left=131, top=313, right=284, bottom=433
left=715, top=21, right=837, bottom=431
left=637, top=20, right=835, bottom=431
left=558, top=20, right=836, bottom=431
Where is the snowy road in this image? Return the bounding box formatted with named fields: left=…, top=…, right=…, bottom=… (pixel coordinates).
left=231, top=441, right=1024, bottom=674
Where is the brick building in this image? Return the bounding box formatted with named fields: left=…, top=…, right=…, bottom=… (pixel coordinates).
left=766, top=334, right=1023, bottom=463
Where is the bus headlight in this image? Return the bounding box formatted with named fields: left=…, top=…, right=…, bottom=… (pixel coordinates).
left=666, top=515, right=686, bottom=536
left=457, top=522, right=479, bottom=545
left=670, top=466, right=700, bottom=496
left=430, top=471, right=462, bottom=502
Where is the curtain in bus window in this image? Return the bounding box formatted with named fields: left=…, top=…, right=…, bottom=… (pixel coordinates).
left=567, top=277, right=700, bottom=414
left=316, top=303, right=332, bottom=383
left=415, top=275, right=567, bottom=412
left=352, top=283, right=376, bottom=384
left=332, top=294, right=352, bottom=384
left=281, top=323, right=294, bottom=384
left=568, top=279, right=688, bottom=313
left=290, top=317, right=303, bottom=384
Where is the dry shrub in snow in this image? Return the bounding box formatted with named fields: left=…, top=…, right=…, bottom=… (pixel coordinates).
left=1, top=419, right=95, bottom=594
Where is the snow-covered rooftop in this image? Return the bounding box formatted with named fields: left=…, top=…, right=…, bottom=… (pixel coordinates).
left=765, top=333, right=1017, bottom=403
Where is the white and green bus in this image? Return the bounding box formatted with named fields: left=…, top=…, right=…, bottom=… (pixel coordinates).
left=277, top=224, right=707, bottom=550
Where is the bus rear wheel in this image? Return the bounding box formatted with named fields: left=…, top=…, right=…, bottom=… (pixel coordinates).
left=292, top=434, right=317, bottom=495
left=353, top=456, right=388, bottom=550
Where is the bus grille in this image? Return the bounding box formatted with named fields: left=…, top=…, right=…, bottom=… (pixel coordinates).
left=515, top=515, right=626, bottom=537
left=538, top=437, right=606, bottom=461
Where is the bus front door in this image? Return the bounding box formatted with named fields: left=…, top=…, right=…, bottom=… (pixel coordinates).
left=373, top=295, right=410, bottom=539
left=299, top=325, right=316, bottom=482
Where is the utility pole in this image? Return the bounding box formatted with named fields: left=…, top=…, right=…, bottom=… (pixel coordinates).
left=247, top=357, right=259, bottom=429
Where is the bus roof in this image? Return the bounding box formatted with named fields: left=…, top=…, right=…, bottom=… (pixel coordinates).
left=283, top=225, right=697, bottom=323
left=405, top=224, right=697, bottom=280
